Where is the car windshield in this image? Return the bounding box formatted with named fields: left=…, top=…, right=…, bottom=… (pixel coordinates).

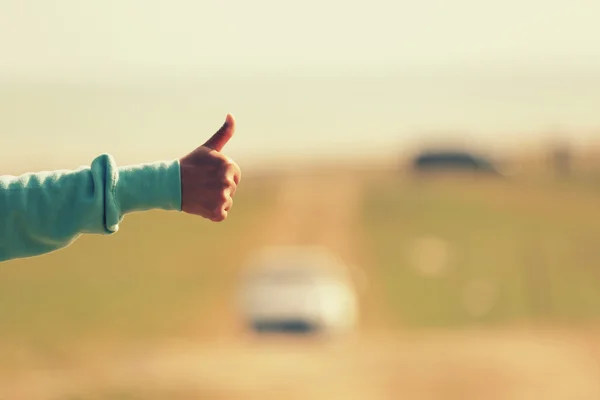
left=249, top=264, right=338, bottom=283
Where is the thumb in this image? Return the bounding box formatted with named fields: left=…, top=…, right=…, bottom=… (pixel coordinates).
left=203, top=114, right=235, bottom=152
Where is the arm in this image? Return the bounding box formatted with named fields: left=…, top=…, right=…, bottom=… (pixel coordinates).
left=0, top=154, right=181, bottom=262
left=1, top=114, right=241, bottom=263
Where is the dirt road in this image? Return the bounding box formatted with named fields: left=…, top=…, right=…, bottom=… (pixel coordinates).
left=5, top=330, right=600, bottom=399
left=3, top=173, right=600, bottom=399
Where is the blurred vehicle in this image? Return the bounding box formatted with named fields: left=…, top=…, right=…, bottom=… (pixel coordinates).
left=411, top=149, right=501, bottom=176
left=238, top=246, right=359, bottom=336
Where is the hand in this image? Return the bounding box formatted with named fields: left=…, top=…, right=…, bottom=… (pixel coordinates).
left=179, top=114, right=241, bottom=222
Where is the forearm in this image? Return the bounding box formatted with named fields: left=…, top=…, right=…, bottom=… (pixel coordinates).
left=0, top=154, right=181, bottom=262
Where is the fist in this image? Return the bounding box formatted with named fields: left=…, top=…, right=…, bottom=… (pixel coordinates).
left=179, top=114, right=241, bottom=222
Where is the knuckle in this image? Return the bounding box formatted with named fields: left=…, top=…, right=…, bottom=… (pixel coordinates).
left=223, top=158, right=239, bottom=172
left=221, top=177, right=235, bottom=189
left=212, top=210, right=227, bottom=222
left=209, top=154, right=229, bottom=170
left=223, top=164, right=235, bottom=177
left=230, top=165, right=241, bottom=184
left=213, top=156, right=240, bottom=180
left=217, top=192, right=229, bottom=204
left=218, top=156, right=232, bottom=169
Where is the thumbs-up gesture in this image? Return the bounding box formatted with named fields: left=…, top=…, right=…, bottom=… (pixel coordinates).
left=179, top=114, right=241, bottom=222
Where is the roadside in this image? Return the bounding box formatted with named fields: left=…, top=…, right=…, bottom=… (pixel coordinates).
left=3, top=172, right=600, bottom=399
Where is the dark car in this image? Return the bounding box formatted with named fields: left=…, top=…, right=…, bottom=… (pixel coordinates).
left=411, top=150, right=500, bottom=175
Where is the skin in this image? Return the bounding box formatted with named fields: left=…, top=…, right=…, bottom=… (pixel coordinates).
left=179, top=114, right=242, bottom=222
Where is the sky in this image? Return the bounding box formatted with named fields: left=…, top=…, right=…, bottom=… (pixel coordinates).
left=1, top=0, right=600, bottom=79
left=1, top=0, right=600, bottom=168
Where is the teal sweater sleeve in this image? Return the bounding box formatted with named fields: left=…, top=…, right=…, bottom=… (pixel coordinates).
left=0, top=154, right=182, bottom=262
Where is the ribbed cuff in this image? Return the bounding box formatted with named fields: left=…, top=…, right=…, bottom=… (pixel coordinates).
left=116, top=159, right=182, bottom=214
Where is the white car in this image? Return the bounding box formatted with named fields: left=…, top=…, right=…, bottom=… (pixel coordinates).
left=238, top=246, right=360, bottom=336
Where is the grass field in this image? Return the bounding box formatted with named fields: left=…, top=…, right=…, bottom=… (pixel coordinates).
left=0, top=177, right=278, bottom=369
left=2, top=169, right=600, bottom=399
left=362, top=173, right=600, bottom=328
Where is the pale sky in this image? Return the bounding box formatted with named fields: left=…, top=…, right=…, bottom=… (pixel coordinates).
left=2, top=0, right=600, bottom=169
left=1, top=0, right=600, bottom=80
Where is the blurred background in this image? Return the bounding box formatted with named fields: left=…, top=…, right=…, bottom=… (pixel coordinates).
left=2, top=0, right=600, bottom=399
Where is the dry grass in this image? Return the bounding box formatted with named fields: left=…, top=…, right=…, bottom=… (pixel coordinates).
left=2, top=168, right=600, bottom=399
